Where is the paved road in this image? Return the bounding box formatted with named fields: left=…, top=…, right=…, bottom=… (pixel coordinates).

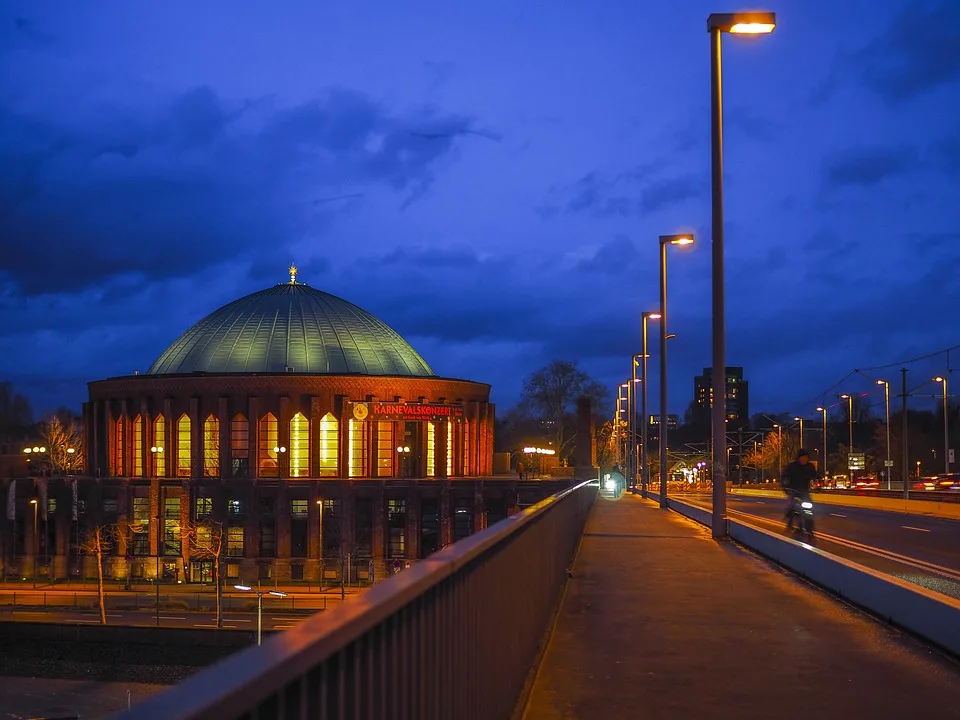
left=2, top=607, right=317, bottom=630
left=677, top=493, right=960, bottom=600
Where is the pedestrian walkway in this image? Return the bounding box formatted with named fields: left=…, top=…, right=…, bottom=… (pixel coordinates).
left=523, top=494, right=960, bottom=720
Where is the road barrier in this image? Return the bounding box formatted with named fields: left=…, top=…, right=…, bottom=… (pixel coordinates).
left=654, top=493, right=960, bottom=657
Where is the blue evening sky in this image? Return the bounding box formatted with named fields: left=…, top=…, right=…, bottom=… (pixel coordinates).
left=1, top=0, right=958, bottom=420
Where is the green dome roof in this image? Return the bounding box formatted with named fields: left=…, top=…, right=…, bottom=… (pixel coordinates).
left=147, top=281, right=434, bottom=377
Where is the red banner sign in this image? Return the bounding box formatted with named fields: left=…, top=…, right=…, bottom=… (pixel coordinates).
left=350, top=402, right=464, bottom=422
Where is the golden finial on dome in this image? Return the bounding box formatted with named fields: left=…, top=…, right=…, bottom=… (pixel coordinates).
left=289, top=263, right=298, bottom=285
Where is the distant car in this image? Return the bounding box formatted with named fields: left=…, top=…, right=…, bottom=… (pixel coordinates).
left=913, top=477, right=939, bottom=491
left=935, top=473, right=960, bottom=491
left=853, top=476, right=880, bottom=490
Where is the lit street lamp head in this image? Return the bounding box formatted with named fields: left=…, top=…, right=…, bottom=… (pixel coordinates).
left=816, top=407, right=825, bottom=412
left=935, top=376, right=945, bottom=383
left=707, top=11, right=776, bottom=34
left=659, top=234, right=694, bottom=246
left=644, top=311, right=662, bottom=320
left=234, top=584, right=252, bottom=591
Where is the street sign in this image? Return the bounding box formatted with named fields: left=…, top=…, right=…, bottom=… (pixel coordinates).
left=847, top=452, right=865, bottom=471
left=884, top=460, right=894, bottom=467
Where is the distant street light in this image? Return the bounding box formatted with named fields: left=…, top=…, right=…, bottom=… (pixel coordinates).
left=658, top=235, right=694, bottom=509
left=235, top=585, right=287, bottom=645
left=707, top=9, right=776, bottom=539
left=29, top=498, right=38, bottom=586
left=877, top=380, right=892, bottom=488
left=840, top=394, right=854, bottom=452
left=935, top=376, right=950, bottom=474
left=816, top=407, right=828, bottom=481
left=639, top=311, right=661, bottom=498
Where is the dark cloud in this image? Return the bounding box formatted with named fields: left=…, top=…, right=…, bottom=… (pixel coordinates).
left=639, top=175, right=702, bottom=213
left=575, top=236, right=638, bottom=274
left=539, top=166, right=700, bottom=219
left=854, top=1, right=960, bottom=102
left=822, top=145, right=920, bottom=187
left=0, top=86, right=476, bottom=296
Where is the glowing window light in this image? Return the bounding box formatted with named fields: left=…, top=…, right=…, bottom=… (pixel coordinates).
left=289, top=412, right=308, bottom=478
left=426, top=421, right=436, bottom=477
left=318, top=413, right=338, bottom=477
left=133, top=415, right=143, bottom=477
left=203, top=414, right=219, bottom=477
left=153, top=415, right=166, bottom=477
left=177, top=415, right=192, bottom=477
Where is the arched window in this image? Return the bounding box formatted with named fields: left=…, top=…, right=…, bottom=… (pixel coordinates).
left=318, top=413, right=338, bottom=477
left=114, top=417, right=124, bottom=476
left=258, top=413, right=279, bottom=476
left=348, top=419, right=368, bottom=478
left=377, top=421, right=394, bottom=477
left=446, top=419, right=453, bottom=477
left=289, top=412, right=308, bottom=478
left=153, top=415, right=166, bottom=477
left=133, top=415, right=143, bottom=477
left=177, top=415, right=192, bottom=477
left=231, top=413, right=249, bottom=476
left=462, top=420, right=471, bottom=476
left=426, top=421, right=436, bottom=477
left=204, top=415, right=220, bottom=477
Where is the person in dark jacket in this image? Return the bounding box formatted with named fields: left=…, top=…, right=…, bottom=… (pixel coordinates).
left=780, top=449, right=819, bottom=530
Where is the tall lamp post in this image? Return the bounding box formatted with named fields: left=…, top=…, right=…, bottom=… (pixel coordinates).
left=877, top=380, right=892, bottom=488
left=619, top=383, right=629, bottom=470
left=793, top=417, right=804, bottom=451
left=151, top=445, right=163, bottom=627
left=816, top=407, right=828, bottom=481
left=773, top=423, right=782, bottom=478
left=707, top=10, right=776, bottom=539
left=29, top=498, right=38, bottom=587
left=640, top=311, right=661, bottom=498
left=658, top=234, right=695, bottom=509
left=840, top=394, right=854, bottom=451
left=235, top=584, right=287, bottom=645
left=935, top=376, right=950, bottom=474
left=626, top=375, right=640, bottom=489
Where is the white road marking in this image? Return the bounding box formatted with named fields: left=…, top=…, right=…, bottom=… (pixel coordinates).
left=159, top=616, right=186, bottom=620
left=274, top=624, right=296, bottom=629
left=830, top=513, right=848, bottom=518
left=902, top=526, right=931, bottom=533
left=193, top=623, right=238, bottom=628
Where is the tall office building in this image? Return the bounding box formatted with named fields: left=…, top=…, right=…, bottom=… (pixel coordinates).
left=692, top=367, right=749, bottom=429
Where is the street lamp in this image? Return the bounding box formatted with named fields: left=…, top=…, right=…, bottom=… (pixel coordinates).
left=659, top=234, right=694, bottom=509
left=29, top=498, right=38, bottom=586
left=707, top=9, right=776, bottom=540
left=628, top=364, right=642, bottom=492
left=619, top=383, right=629, bottom=470
left=773, top=423, right=782, bottom=478
left=397, top=445, right=411, bottom=478
left=840, top=394, right=854, bottom=451
left=935, top=376, right=950, bottom=474
left=640, top=311, right=661, bottom=498
left=235, top=585, right=287, bottom=645
left=816, top=407, right=828, bottom=481
left=793, top=417, right=804, bottom=451
left=877, top=380, right=892, bottom=488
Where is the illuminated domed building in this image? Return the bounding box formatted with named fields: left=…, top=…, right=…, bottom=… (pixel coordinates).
left=2, top=268, right=573, bottom=585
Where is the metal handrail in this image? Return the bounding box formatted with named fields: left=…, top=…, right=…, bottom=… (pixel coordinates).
left=120, top=478, right=597, bottom=720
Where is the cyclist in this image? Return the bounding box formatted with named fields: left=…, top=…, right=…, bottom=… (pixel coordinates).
left=780, top=449, right=819, bottom=531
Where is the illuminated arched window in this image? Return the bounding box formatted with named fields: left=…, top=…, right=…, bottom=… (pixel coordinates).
left=318, top=412, right=338, bottom=477
left=231, top=413, right=249, bottom=476
left=289, top=412, right=308, bottom=478
left=114, top=417, right=124, bottom=476
left=462, top=420, right=471, bottom=476
left=153, top=415, right=166, bottom=477
left=133, top=415, right=143, bottom=477
left=446, top=419, right=453, bottom=477
left=204, top=415, right=220, bottom=477
left=177, top=414, right=192, bottom=477
left=348, top=419, right=368, bottom=478
left=258, top=413, right=279, bottom=477
left=426, top=421, right=436, bottom=477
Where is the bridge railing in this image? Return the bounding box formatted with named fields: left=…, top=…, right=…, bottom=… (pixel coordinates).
left=120, top=479, right=598, bottom=720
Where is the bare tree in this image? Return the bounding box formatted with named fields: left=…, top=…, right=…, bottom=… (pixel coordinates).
left=183, top=520, right=227, bottom=628
left=516, top=360, right=608, bottom=464
left=80, top=524, right=116, bottom=624
left=38, top=414, right=85, bottom=474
